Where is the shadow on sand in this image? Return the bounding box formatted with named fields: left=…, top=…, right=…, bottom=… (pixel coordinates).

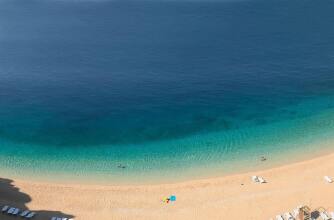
left=0, top=178, right=75, bottom=220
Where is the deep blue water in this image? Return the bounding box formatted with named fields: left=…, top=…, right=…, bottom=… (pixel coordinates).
left=0, top=0, right=334, bottom=183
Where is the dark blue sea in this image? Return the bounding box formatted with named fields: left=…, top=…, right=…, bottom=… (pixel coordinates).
left=0, top=0, right=334, bottom=183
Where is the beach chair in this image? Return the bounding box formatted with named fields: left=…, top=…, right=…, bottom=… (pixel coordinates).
left=320, top=211, right=331, bottom=220
left=26, top=212, right=36, bottom=219
left=330, top=212, right=334, bottom=219
left=275, top=215, right=284, bottom=220
left=258, top=176, right=266, bottom=183
left=7, top=207, right=15, bottom=214
left=284, top=212, right=295, bottom=220
left=12, top=208, right=20, bottom=215
left=324, top=176, right=333, bottom=183
left=252, top=176, right=259, bottom=183
left=1, top=205, right=9, bottom=212
left=20, top=210, right=30, bottom=217
left=292, top=208, right=299, bottom=218
left=13, top=208, right=20, bottom=216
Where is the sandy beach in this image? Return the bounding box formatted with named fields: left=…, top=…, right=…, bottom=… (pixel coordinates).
left=1, top=151, right=334, bottom=220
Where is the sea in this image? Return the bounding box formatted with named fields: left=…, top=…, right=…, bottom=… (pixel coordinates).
left=0, top=0, right=334, bottom=184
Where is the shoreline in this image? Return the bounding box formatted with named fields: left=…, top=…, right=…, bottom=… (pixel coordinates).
left=1, top=137, right=334, bottom=186
left=2, top=147, right=334, bottom=219
left=3, top=148, right=334, bottom=188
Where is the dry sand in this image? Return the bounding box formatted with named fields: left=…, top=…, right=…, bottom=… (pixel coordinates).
left=1, top=152, right=334, bottom=220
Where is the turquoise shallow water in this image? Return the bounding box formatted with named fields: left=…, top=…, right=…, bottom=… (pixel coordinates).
left=0, top=0, right=334, bottom=183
